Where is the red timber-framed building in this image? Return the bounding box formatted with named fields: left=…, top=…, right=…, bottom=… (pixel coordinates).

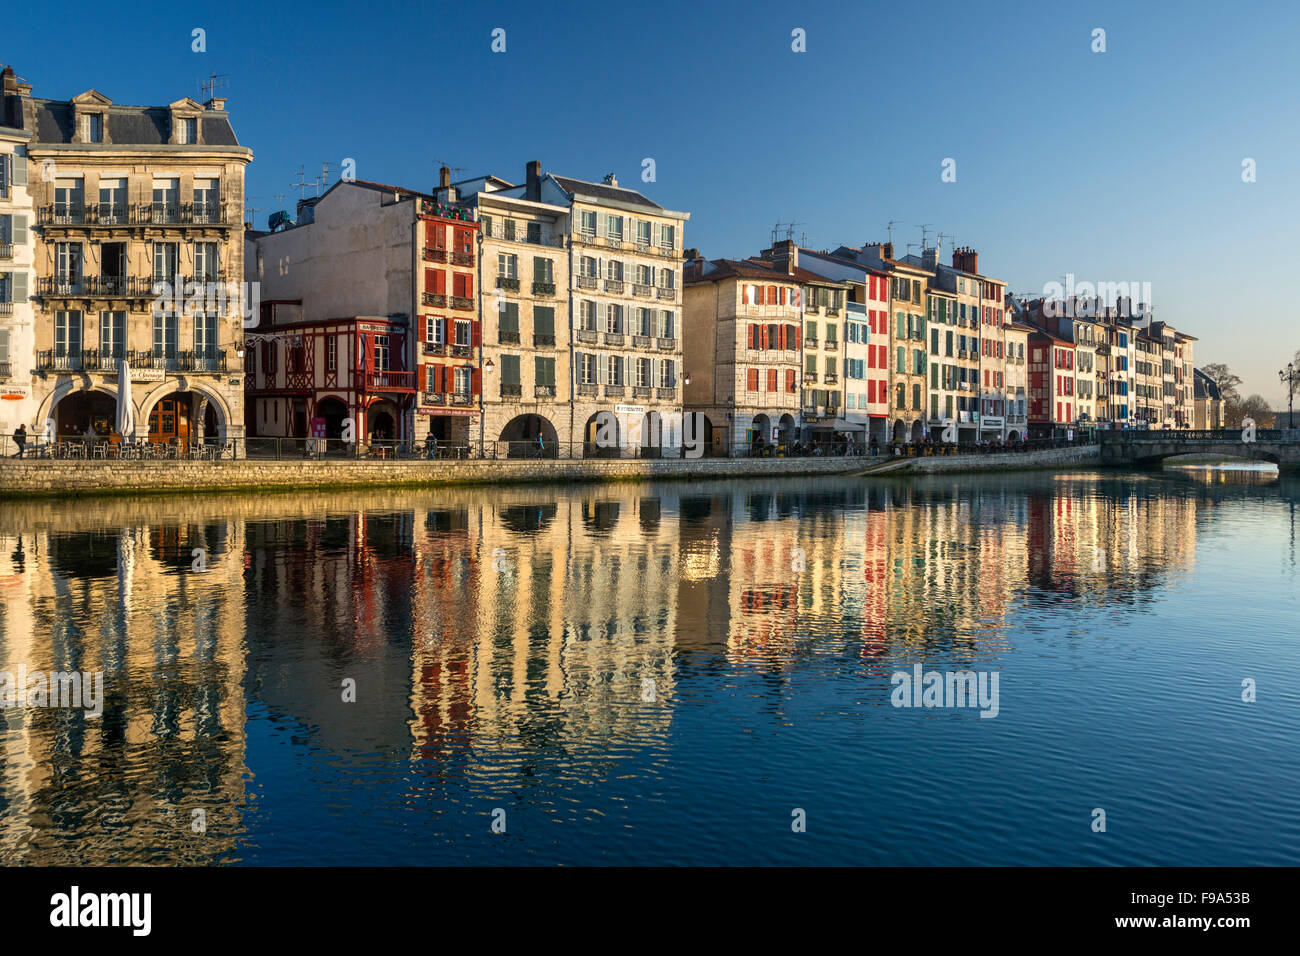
left=243, top=299, right=414, bottom=442
left=1026, top=327, right=1076, bottom=439
left=415, top=188, right=481, bottom=444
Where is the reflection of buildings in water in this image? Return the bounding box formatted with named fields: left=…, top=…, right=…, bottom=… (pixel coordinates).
left=0, top=524, right=247, bottom=864
left=407, top=488, right=679, bottom=764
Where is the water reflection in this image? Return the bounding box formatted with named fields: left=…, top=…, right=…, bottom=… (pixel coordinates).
left=0, top=465, right=1295, bottom=864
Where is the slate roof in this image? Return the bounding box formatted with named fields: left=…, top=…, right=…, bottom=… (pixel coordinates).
left=550, top=175, right=662, bottom=210
left=25, top=99, right=240, bottom=146
left=689, top=257, right=847, bottom=287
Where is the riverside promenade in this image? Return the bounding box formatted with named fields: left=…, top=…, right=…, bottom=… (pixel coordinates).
left=0, top=442, right=1109, bottom=499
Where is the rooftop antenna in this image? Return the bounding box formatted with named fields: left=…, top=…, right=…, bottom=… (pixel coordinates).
left=785, top=220, right=804, bottom=242
left=318, top=161, right=335, bottom=196
left=886, top=220, right=901, bottom=245
left=290, top=165, right=311, bottom=201
left=243, top=194, right=262, bottom=226
left=938, top=232, right=955, bottom=252
left=917, top=224, right=932, bottom=251
left=433, top=160, right=467, bottom=180
left=905, top=242, right=918, bottom=256
left=272, top=192, right=287, bottom=215
left=199, top=72, right=229, bottom=102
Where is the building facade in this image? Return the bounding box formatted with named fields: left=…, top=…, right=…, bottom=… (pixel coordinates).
left=0, top=98, right=35, bottom=433
left=5, top=66, right=252, bottom=448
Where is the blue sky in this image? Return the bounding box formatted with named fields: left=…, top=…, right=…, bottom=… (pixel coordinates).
left=9, top=0, right=1298, bottom=402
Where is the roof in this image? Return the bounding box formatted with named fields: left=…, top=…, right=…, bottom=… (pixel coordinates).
left=688, top=257, right=847, bottom=287
left=26, top=98, right=239, bottom=146
left=550, top=174, right=662, bottom=210
left=1193, top=368, right=1222, bottom=401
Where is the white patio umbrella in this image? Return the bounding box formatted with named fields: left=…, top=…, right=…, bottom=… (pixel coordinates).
left=116, top=355, right=134, bottom=440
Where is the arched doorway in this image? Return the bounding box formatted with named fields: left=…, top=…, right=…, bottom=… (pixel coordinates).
left=1007, top=429, right=1021, bottom=442
left=777, top=414, right=797, bottom=448
left=639, top=411, right=664, bottom=458
left=315, top=397, right=348, bottom=439
left=892, top=419, right=906, bottom=443
left=584, top=412, right=619, bottom=458
left=55, top=390, right=117, bottom=440
left=499, top=413, right=558, bottom=458
left=750, top=413, right=771, bottom=455
left=910, top=420, right=924, bottom=444
left=366, top=399, right=399, bottom=442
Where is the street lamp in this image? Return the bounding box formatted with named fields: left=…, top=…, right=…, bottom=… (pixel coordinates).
left=1281, top=361, right=1298, bottom=431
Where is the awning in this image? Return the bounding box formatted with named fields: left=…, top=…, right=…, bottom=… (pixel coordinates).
left=831, top=419, right=867, bottom=431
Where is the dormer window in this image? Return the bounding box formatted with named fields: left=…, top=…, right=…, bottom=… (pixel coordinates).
left=88, top=114, right=104, bottom=143
left=179, top=117, right=197, bottom=144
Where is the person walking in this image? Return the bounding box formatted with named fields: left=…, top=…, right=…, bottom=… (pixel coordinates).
left=13, top=423, right=27, bottom=458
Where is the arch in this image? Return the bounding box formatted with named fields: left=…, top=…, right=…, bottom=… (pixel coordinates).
left=1007, top=429, right=1021, bottom=442
left=584, top=411, right=619, bottom=458
left=38, top=381, right=125, bottom=434
left=314, top=397, right=349, bottom=440
left=777, top=413, right=798, bottom=445
left=138, top=380, right=232, bottom=441
left=499, top=413, right=558, bottom=458
left=910, top=420, right=924, bottom=444
left=892, top=419, right=906, bottom=443
left=638, top=411, right=665, bottom=458
left=750, top=413, right=771, bottom=454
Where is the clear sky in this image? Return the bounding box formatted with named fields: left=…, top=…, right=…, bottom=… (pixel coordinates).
left=8, top=0, right=1298, bottom=403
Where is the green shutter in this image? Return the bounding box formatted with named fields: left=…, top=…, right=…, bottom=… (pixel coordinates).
left=501, top=302, right=519, bottom=335
left=534, top=306, right=554, bottom=336
left=535, top=356, right=555, bottom=387
left=501, top=353, right=520, bottom=385
left=12, top=270, right=26, bottom=302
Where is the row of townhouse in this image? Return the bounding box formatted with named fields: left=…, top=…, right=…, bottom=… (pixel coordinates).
left=0, top=57, right=1218, bottom=455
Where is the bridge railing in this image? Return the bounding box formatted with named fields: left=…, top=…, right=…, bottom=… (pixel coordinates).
left=1100, top=429, right=1288, bottom=442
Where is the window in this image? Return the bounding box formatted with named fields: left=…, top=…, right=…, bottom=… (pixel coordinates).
left=99, top=178, right=126, bottom=221
left=657, top=224, right=675, bottom=249
left=605, top=259, right=624, bottom=282
left=605, top=303, right=624, bottom=334
left=500, top=353, right=520, bottom=386
left=454, top=367, right=472, bottom=397
left=152, top=242, right=178, bottom=283
left=637, top=264, right=653, bottom=286
left=426, top=316, right=445, bottom=344
left=55, top=242, right=82, bottom=286
left=579, top=353, right=597, bottom=384
left=658, top=310, right=675, bottom=339
left=658, top=359, right=675, bottom=388
left=452, top=273, right=473, bottom=298
left=97, top=310, right=125, bottom=358
left=373, top=336, right=390, bottom=370
left=498, top=253, right=517, bottom=278
left=194, top=313, right=217, bottom=357
left=580, top=300, right=597, bottom=331
left=194, top=242, right=219, bottom=281
left=606, top=215, right=623, bottom=240
left=152, top=178, right=179, bottom=221
left=499, top=302, right=519, bottom=339
left=637, top=220, right=652, bottom=245
left=455, top=229, right=473, bottom=255
left=636, top=357, right=652, bottom=387
left=55, top=311, right=83, bottom=356
left=606, top=354, right=624, bottom=385
left=635, top=308, right=652, bottom=337
left=152, top=311, right=178, bottom=360
left=177, top=117, right=197, bottom=144
left=194, top=178, right=219, bottom=221
left=580, top=256, right=599, bottom=278
left=535, top=356, right=556, bottom=388
left=327, top=336, right=337, bottom=370
left=580, top=210, right=597, bottom=236
left=526, top=222, right=542, bottom=244
left=534, top=306, right=555, bottom=339
left=533, top=257, right=553, bottom=284
left=503, top=219, right=516, bottom=241
left=454, top=320, right=472, bottom=347
left=54, top=178, right=84, bottom=221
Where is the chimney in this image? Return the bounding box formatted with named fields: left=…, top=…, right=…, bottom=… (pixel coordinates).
left=683, top=247, right=700, bottom=261
left=204, top=96, right=227, bottom=112
left=602, top=173, right=618, bottom=188
left=881, top=241, right=894, bottom=261
left=952, top=246, right=979, bottom=275
left=439, top=165, right=451, bottom=190
left=921, top=246, right=938, bottom=271
left=525, top=160, right=541, bottom=202
left=768, top=239, right=798, bottom=275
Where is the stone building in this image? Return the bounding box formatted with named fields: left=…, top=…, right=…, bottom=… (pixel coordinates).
left=3, top=64, right=252, bottom=448
left=0, top=92, right=35, bottom=433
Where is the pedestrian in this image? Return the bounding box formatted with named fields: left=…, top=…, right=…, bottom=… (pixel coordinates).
left=536, top=432, right=545, bottom=458
left=13, top=423, right=27, bottom=458
left=425, top=428, right=438, bottom=459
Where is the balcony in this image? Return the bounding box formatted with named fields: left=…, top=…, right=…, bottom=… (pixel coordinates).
left=0, top=302, right=12, bottom=316
left=805, top=338, right=818, bottom=349
left=958, top=349, right=969, bottom=360
left=576, top=329, right=598, bottom=344
left=804, top=372, right=818, bottom=383
left=423, top=247, right=447, bottom=263
left=496, top=276, right=520, bottom=291
left=451, top=392, right=474, bottom=406
left=451, top=251, right=474, bottom=266
left=535, top=384, right=556, bottom=399
left=605, top=385, right=625, bottom=397
left=422, top=292, right=446, bottom=307
left=0, top=361, right=9, bottom=377
left=0, top=243, right=11, bottom=260
left=532, top=281, right=555, bottom=296
left=498, top=330, right=520, bottom=344
left=656, top=387, right=676, bottom=399
left=824, top=340, right=838, bottom=351
left=632, top=284, right=652, bottom=297
left=823, top=373, right=839, bottom=384
left=577, top=383, right=598, bottom=397
left=604, top=280, right=624, bottom=294
left=500, top=383, right=522, bottom=398
left=604, top=333, right=625, bottom=346
left=632, top=335, right=653, bottom=348
left=632, top=385, right=653, bottom=398
left=450, top=296, right=474, bottom=311
left=656, top=287, right=676, bottom=300
left=451, top=344, right=473, bottom=359
left=421, top=391, right=446, bottom=405
left=576, top=275, right=599, bottom=290
left=421, top=341, right=446, bottom=356
left=38, top=349, right=86, bottom=371
left=364, top=369, right=416, bottom=392
left=655, top=337, right=676, bottom=351
left=38, top=202, right=234, bottom=228
left=534, top=333, right=556, bottom=347
left=37, top=275, right=158, bottom=298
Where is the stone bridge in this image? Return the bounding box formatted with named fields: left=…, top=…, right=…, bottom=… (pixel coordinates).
left=1099, top=429, right=1300, bottom=470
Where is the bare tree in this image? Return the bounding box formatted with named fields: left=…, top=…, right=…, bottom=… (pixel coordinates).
left=1200, top=362, right=1242, bottom=404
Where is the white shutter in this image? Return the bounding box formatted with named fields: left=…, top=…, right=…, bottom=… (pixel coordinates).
left=12, top=152, right=26, bottom=187
left=12, top=270, right=26, bottom=302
